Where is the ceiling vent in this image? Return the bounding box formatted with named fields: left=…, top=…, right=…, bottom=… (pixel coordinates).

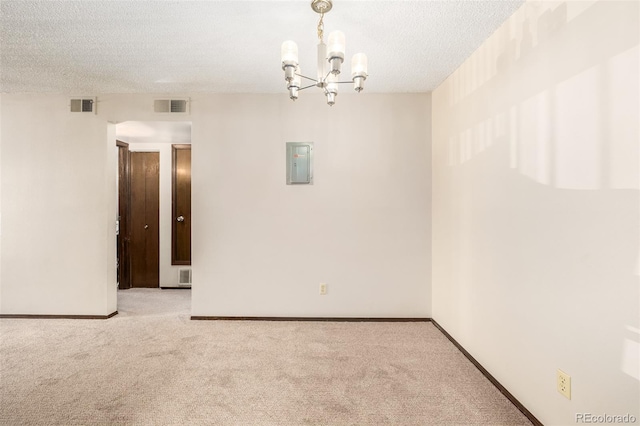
left=70, top=98, right=96, bottom=113
left=154, top=99, right=189, bottom=114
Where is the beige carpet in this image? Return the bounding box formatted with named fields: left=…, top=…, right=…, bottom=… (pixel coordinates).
left=0, top=289, right=532, bottom=425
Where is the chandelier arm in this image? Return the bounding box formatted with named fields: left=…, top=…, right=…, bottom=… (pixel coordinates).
left=298, top=83, right=319, bottom=91
left=296, top=73, right=317, bottom=82
left=335, top=81, right=356, bottom=84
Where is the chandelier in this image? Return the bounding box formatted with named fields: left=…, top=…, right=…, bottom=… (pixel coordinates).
left=280, top=0, right=368, bottom=106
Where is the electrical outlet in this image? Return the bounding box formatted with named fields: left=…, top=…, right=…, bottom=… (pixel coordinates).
left=557, top=369, right=571, bottom=399
left=319, top=283, right=327, bottom=295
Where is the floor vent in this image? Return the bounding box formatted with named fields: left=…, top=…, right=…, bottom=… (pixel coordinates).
left=178, top=269, right=192, bottom=286
left=70, top=98, right=96, bottom=113
left=154, top=99, right=189, bottom=114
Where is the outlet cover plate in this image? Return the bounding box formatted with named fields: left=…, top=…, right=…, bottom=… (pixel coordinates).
left=557, top=369, right=571, bottom=399
left=319, top=283, right=327, bottom=295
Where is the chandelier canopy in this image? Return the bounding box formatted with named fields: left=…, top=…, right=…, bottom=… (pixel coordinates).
left=281, top=0, right=368, bottom=106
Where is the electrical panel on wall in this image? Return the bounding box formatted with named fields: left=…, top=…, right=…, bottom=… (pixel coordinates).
left=286, top=142, right=314, bottom=185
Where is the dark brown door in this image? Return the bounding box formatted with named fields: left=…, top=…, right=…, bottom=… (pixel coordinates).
left=172, top=144, right=191, bottom=265
left=117, top=141, right=131, bottom=290
left=130, top=152, right=160, bottom=288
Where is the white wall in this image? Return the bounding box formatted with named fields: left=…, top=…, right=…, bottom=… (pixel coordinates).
left=101, top=93, right=432, bottom=317
left=432, top=1, right=639, bottom=424
left=0, top=92, right=431, bottom=318
left=0, top=94, right=117, bottom=315
left=106, top=123, right=117, bottom=313
left=0, top=94, right=3, bottom=309
left=190, top=93, right=432, bottom=317
left=125, top=141, right=190, bottom=288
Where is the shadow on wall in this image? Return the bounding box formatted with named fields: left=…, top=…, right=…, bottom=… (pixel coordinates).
left=435, top=0, right=639, bottom=398
left=444, top=0, right=638, bottom=191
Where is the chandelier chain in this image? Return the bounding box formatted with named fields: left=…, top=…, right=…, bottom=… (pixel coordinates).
left=317, top=12, right=324, bottom=41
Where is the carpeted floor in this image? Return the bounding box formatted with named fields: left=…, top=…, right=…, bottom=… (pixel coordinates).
left=0, top=289, right=532, bottom=425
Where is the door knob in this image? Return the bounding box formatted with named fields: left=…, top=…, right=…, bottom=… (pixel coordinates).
left=144, top=224, right=149, bottom=229
left=177, top=216, right=185, bottom=222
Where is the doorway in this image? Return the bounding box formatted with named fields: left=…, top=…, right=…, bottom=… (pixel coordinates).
left=115, top=121, right=192, bottom=295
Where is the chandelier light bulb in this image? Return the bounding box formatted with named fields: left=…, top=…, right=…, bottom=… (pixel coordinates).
left=351, top=53, right=368, bottom=92
left=281, top=41, right=299, bottom=65
left=327, top=30, right=345, bottom=74
left=281, top=41, right=299, bottom=81
left=351, top=53, right=367, bottom=77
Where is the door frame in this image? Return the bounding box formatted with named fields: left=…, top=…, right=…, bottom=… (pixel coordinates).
left=116, top=140, right=131, bottom=290
left=114, top=121, right=193, bottom=295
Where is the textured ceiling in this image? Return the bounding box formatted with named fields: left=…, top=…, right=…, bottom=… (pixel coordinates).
left=0, top=0, right=524, bottom=94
